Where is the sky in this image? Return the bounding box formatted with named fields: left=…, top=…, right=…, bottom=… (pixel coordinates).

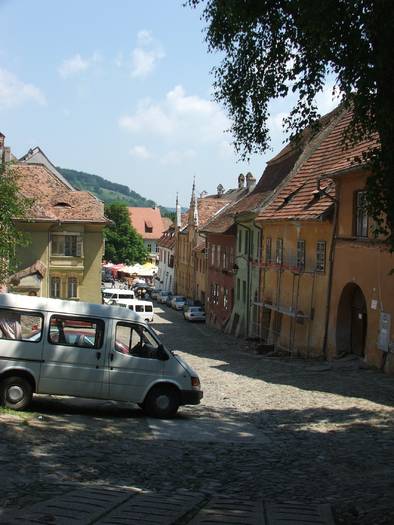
left=0, top=0, right=339, bottom=208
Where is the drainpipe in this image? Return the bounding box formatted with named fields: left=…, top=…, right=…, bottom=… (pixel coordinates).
left=322, top=187, right=339, bottom=359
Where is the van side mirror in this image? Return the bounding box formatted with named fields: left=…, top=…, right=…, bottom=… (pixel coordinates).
left=157, top=344, right=169, bottom=361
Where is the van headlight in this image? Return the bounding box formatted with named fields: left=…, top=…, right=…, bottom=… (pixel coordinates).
left=191, top=376, right=200, bottom=389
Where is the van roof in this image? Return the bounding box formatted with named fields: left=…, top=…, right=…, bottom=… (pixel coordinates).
left=0, top=293, right=145, bottom=323
left=101, top=288, right=134, bottom=294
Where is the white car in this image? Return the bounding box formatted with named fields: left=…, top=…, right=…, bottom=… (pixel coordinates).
left=183, top=306, right=206, bottom=322
left=157, top=291, right=171, bottom=304
left=171, top=296, right=186, bottom=311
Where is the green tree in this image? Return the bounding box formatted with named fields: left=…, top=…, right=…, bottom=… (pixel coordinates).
left=189, top=0, right=394, bottom=246
left=104, top=203, right=148, bottom=264
left=0, top=162, right=32, bottom=285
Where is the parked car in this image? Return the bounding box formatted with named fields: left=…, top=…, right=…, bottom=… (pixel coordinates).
left=183, top=306, right=206, bottom=322
left=183, top=298, right=203, bottom=312
left=157, top=291, right=170, bottom=304
left=171, top=296, right=186, bottom=311
left=0, top=293, right=203, bottom=418
left=165, top=293, right=174, bottom=307
left=150, top=289, right=161, bottom=300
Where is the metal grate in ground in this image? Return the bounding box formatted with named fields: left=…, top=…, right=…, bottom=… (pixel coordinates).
left=0, top=485, right=335, bottom=525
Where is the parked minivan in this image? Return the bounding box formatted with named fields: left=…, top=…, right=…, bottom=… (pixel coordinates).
left=0, top=294, right=202, bottom=418
left=109, top=299, right=154, bottom=322
left=102, top=288, right=135, bottom=305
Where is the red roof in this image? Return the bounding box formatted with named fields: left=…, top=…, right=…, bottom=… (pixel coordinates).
left=128, top=207, right=166, bottom=239
left=257, top=110, right=377, bottom=221
left=14, top=163, right=107, bottom=223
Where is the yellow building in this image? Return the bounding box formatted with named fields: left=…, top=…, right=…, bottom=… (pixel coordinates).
left=7, top=157, right=107, bottom=303
left=254, top=109, right=374, bottom=358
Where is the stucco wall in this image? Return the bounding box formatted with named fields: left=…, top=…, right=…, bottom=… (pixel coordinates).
left=257, top=220, right=333, bottom=356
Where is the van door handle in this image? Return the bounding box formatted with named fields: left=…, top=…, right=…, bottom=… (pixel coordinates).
left=96, top=351, right=101, bottom=360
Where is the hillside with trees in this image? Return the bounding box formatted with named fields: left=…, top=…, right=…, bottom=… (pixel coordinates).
left=57, top=167, right=157, bottom=208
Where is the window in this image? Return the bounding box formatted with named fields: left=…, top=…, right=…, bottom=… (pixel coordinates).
left=51, top=276, right=61, bottom=298
left=211, top=244, right=216, bottom=266
left=297, top=240, right=305, bottom=271
left=147, top=243, right=152, bottom=253
left=355, top=191, right=369, bottom=237
left=238, top=230, right=242, bottom=253
left=48, top=316, right=104, bottom=349
left=144, top=220, right=153, bottom=233
left=135, top=305, right=144, bottom=312
left=316, top=241, right=326, bottom=272
left=250, top=231, right=254, bottom=257
left=67, top=277, right=78, bottom=298
left=0, top=309, right=43, bottom=342
left=244, top=230, right=249, bottom=255
left=51, top=234, right=82, bottom=257
left=257, top=229, right=262, bottom=260
left=223, top=249, right=227, bottom=270
left=276, top=238, right=283, bottom=265
left=223, top=288, right=228, bottom=309
left=115, top=322, right=159, bottom=359
left=265, top=238, right=272, bottom=264
left=236, top=278, right=240, bottom=301
left=242, top=280, right=247, bottom=303
left=217, top=245, right=221, bottom=268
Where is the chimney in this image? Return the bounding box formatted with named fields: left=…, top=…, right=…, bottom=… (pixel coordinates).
left=217, top=184, right=225, bottom=197
left=246, top=172, right=256, bottom=192
left=238, top=173, right=245, bottom=189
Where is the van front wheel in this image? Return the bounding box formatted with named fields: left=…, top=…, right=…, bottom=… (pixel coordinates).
left=0, top=376, right=33, bottom=411
left=142, top=385, right=180, bottom=418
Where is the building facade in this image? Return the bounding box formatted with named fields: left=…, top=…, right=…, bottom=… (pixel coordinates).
left=3, top=139, right=108, bottom=303
left=326, top=168, right=394, bottom=373
left=128, top=207, right=169, bottom=264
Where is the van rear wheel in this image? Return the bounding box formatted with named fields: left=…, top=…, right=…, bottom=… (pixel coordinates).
left=142, top=385, right=180, bottom=419
left=0, top=376, right=33, bottom=411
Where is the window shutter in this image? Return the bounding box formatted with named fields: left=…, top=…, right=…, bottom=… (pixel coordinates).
left=76, top=236, right=83, bottom=257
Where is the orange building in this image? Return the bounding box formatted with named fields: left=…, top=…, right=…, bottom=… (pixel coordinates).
left=326, top=167, right=394, bottom=373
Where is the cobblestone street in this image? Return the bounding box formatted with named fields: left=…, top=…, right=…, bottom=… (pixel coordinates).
left=1, top=304, right=393, bottom=524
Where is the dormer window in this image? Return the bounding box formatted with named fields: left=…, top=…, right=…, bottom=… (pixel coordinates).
left=54, top=202, right=72, bottom=208
left=145, top=220, right=153, bottom=233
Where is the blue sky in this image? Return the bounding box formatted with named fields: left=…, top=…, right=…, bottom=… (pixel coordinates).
left=0, top=0, right=339, bottom=208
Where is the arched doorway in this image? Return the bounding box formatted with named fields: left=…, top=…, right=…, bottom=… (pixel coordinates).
left=336, top=283, right=367, bottom=357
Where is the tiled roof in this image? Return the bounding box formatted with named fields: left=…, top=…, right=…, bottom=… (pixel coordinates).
left=13, top=163, right=107, bottom=223
left=128, top=207, right=166, bottom=239
left=158, top=227, right=176, bottom=250
left=257, top=110, right=376, bottom=221
left=202, top=139, right=309, bottom=234
left=162, top=217, right=173, bottom=231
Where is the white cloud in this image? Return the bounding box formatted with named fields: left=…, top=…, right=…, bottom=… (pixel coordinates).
left=130, top=30, right=165, bottom=78
left=160, top=149, right=196, bottom=166
left=129, top=145, right=152, bottom=160
left=119, top=85, right=230, bottom=146
left=58, top=52, right=101, bottom=78
left=0, top=68, right=46, bottom=109
left=316, top=81, right=343, bottom=115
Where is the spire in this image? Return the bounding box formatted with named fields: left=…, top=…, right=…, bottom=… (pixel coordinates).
left=176, top=192, right=181, bottom=229
left=188, top=176, right=199, bottom=227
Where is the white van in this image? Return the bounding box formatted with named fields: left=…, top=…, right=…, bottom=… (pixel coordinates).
left=109, top=299, right=154, bottom=323
left=102, top=288, right=135, bottom=305
left=0, top=294, right=202, bottom=418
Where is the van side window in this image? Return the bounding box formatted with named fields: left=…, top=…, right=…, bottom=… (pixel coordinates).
left=0, top=309, right=43, bottom=342
left=135, top=305, right=144, bottom=312
left=48, top=316, right=104, bottom=349
left=115, top=322, right=159, bottom=359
